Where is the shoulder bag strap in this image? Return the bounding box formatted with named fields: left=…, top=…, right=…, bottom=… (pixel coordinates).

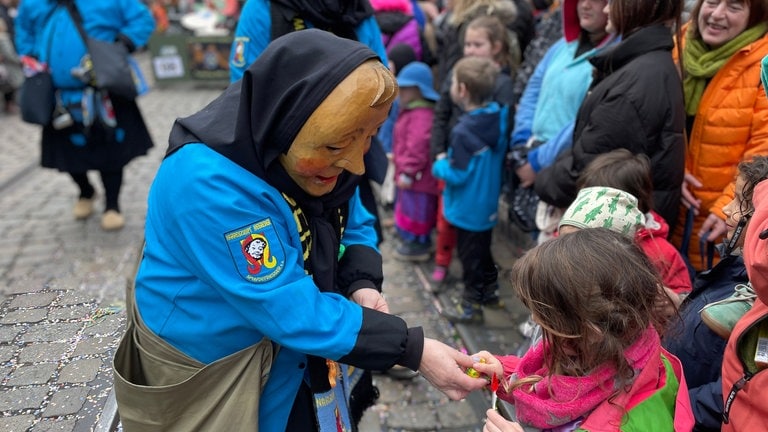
left=61, top=0, right=89, bottom=47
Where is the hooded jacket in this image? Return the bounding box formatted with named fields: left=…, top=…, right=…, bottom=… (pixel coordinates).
left=721, top=180, right=768, bottom=431
left=637, top=211, right=692, bottom=295
left=535, top=24, right=685, bottom=226
left=663, top=254, right=747, bottom=430
left=432, top=102, right=508, bottom=231
left=136, top=30, right=423, bottom=431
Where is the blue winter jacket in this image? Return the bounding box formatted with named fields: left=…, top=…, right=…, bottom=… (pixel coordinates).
left=228, top=0, right=387, bottom=82
left=14, top=0, right=154, bottom=108
left=16, top=0, right=155, bottom=89
left=511, top=36, right=610, bottom=173
left=432, top=103, right=508, bottom=232
left=663, top=254, right=748, bottom=430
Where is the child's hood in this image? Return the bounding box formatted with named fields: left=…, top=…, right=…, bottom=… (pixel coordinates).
left=463, top=105, right=504, bottom=150
left=744, top=181, right=768, bottom=305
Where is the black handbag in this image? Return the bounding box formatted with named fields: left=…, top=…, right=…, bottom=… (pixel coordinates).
left=65, top=2, right=138, bottom=100
left=19, top=71, right=55, bottom=126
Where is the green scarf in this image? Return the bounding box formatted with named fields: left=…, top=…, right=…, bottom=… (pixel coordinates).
left=683, top=23, right=768, bottom=116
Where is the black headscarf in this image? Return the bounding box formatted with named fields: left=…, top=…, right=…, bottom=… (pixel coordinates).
left=168, top=29, right=382, bottom=292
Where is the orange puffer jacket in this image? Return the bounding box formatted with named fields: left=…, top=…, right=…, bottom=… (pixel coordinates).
left=671, top=29, right=768, bottom=272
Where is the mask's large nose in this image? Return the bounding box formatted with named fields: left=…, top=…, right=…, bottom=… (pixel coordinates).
left=336, top=146, right=366, bottom=175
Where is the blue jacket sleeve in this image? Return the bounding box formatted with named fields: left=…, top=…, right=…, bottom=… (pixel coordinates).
left=689, top=379, right=724, bottom=430
left=528, top=120, right=574, bottom=172
left=14, top=0, right=54, bottom=57
left=431, top=154, right=472, bottom=186
left=511, top=43, right=556, bottom=147
left=229, top=0, right=271, bottom=82
left=116, top=0, right=156, bottom=49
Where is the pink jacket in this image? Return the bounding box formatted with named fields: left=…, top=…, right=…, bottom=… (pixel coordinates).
left=637, top=211, right=692, bottom=295
left=392, top=102, right=438, bottom=194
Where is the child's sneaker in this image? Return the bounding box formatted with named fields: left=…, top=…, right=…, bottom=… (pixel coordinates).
left=482, top=295, right=505, bottom=310
left=441, top=300, right=483, bottom=324
left=700, top=283, right=756, bottom=340
left=431, top=265, right=447, bottom=282
left=393, top=241, right=431, bottom=262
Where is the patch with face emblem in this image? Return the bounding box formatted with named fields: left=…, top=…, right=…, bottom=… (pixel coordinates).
left=225, top=218, right=285, bottom=283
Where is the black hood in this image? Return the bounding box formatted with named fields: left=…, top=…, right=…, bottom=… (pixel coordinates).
left=168, top=29, right=380, bottom=209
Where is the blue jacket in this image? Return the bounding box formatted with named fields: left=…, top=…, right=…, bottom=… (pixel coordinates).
left=16, top=0, right=155, bottom=115
left=14, top=0, right=154, bottom=103
left=137, top=144, right=412, bottom=431
left=432, top=103, right=507, bottom=232
left=663, top=254, right=748, bottom=430
left=228, top=0, right=387, bottom=82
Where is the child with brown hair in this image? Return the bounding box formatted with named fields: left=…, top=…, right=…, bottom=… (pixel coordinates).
left=472, top=228, right=694, bottom=431
left=432, top=55, right=509, bottom=323
left=575, top=149, right=693, bottom=298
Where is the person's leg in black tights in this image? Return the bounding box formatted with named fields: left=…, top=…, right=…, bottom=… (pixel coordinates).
left=70, top=172, right=95, bottom=199
left=100, top=169, right=123, bottom=213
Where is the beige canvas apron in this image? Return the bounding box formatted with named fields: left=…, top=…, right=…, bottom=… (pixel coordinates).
left=112, top=272, right=275, bottom=431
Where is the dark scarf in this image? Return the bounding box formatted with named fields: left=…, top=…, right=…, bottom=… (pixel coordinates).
left=166, top=29, right=380, bottom=416
left=271, top=0, right=374, bottom=40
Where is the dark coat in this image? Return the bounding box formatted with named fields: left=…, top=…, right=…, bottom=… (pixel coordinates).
left=663, top=254, right=748, bottom=430
left=535, top=24, right=685, bottom=226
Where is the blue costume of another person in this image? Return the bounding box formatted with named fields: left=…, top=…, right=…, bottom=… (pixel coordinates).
left=229, top=0, right=387, bottom=81
left=14, top=0, right=155, bottom=231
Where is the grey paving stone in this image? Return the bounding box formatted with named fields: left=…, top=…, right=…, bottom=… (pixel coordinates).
left=19, top=322, right=82, bottom=344
left=82, top=315, right=123, bottom=337
left=3, top=277, right=50, bottom=296
left=18, top=342, right=71, bottom=364
left=1, top=308, right=48, bottom=324
left=0, top=414, right=36, bottom=432
left=436, top=399, right=482, bottom=428
left=43, top=386, right=89, bottom=417
left=0, top=386, right=49, bottom=412
left=384, top=403, right=439, bottom=430
left=6, top=363, right=58, bottom=386
left=9, top=292, right=58, bottom=309
left=0, top=325, right=21, bottom=343
left=57, top=291, right=96, bottom=307
left=48, top=305, right=93, bottom=322
left=59, top=359, right=102, bottom=384
left=0, top=344, right=17, bottom=362
left=72, top=337, right=112, bottom=357
left=31, top=417, right=77, bottom=432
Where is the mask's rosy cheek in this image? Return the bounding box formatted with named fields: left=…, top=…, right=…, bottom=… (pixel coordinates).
left=292, top=157, right=328, bottom=176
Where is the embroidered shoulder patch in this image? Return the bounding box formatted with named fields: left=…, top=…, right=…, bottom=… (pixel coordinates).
left=225, top=218, right=285, bottom=283
left=231, top=37, right=248, bottom=68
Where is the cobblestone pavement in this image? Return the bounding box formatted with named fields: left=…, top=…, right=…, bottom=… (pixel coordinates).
left=0, top=53, right=531, bottom=432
